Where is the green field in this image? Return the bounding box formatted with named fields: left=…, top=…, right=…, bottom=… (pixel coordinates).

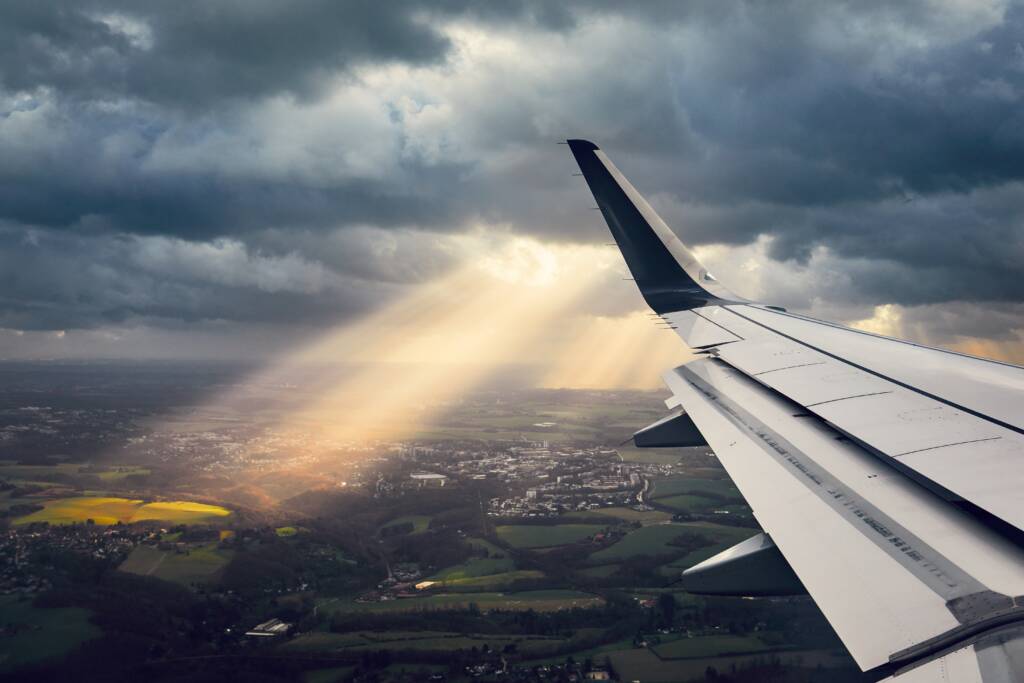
left=96, top=467, right=151, bottom=481
left=379, top=515, right=431, bottom=535
left=285, top=632, right=368, bottom=651
left=432, top=555, right=516, bottom=580
left=590, top=521, right=756, bottom=565
left=0, top=461, right=149, bottom=482
left=566, top=507, right=672, bottom=524
left=0, top=595, right=101, bottom=671
left=608, top=647, right=852, bottom=683
left=589, top=524, right=690, bottom=563
left=430, top=537, right=518, bottom=584
left=13, top=496, right=231, bottom=526
left=429, top=569, right=545, bottom=590
left=0, top=497, right=31, bottom=513
left=650, top=476, right=739, bottom=500
left=118, top=543, right=234, bottom=587
left=655, top=494, right=721, bottom=512
left=495, top=524, right=606, bottom=549
left=579, top=564, right=620, bottom=578
left=652, top=635, right=769, bottom=659
left=0, top=461, right=81, bottom=478
left=468, top=537, right=505, bottom=554
left=322, top=589, right=602, bottom=614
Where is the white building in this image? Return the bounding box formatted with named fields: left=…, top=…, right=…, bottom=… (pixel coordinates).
left=409, top=472, right=447, bottom=487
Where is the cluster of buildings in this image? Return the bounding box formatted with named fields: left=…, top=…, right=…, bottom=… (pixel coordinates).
left=462, top=659, right=612, bottom=681
left=0, top=525, right=143, bottom=595
left=126, top=426, right=331, bottom=475
left=479, top=452, right=679, bottom=518
left=124, top=422, right=395, bottom=494
left=438, top=443, right=624, bottom=483
left=0, top=404, right=138, bottom=462
left=363, top=437, right=691, bottom=518
left=355, top=563, right=427, bottom=603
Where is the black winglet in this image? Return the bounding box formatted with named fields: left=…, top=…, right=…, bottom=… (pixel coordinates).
left=567, top=139, right=734, bottom=313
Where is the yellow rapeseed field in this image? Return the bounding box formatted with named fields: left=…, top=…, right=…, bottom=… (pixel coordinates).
left=13, top=496, right=231, bottom=526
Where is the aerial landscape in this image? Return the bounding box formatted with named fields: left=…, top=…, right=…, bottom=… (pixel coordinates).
left=3, top=1, right=1024, bottom=682
left=0, top=363, right=859, bottom=681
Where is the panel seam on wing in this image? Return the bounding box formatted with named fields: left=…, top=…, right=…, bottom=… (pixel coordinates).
left=690, top=308, right=747, bottom=341
left=721, top=306, right=1024, bottom=439
left=805, top=391, right=895, bottom=407
left=893, top=437, right=1004, bottom=458
left=753, top=361, right=827, bottom=376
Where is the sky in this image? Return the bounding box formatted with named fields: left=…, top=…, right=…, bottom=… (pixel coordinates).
left=2, top=0, right=1024, bottom=382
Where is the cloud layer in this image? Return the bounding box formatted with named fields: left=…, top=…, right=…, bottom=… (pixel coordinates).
left=2, top=0, right=1024, bottom=362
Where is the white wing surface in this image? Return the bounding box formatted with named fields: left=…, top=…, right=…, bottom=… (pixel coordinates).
left=567, top=139, right=1024, bottom=681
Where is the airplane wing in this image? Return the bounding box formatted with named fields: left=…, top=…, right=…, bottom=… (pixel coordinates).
left=567, top=139, right=1024, bottom=682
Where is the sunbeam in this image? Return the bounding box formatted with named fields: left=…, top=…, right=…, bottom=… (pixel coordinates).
left=540, top=311, right=693, bottom=390
left=191, top=236, right=619, bottom=464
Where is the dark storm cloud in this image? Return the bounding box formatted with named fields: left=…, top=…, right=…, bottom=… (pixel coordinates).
left=580, top=3, right=1024, bottom=211
left=0, top=0, right=578, bottom=109
left=0, top=225, right=405, bottom=331
left=0, top=136, right=470, bottom=240
left=379, top=1, right=1024, bottom=254
left=665, top=182, right=1024, bottom=307
left=5, top=1, right=1022, bottom=237
left=898, top=301, right=1024, bottom=344
left=1, top=0, right=1024, bottom=344
left=0, top=0, right=573, bottom=239
left=0, top=0, right=450, bottom=108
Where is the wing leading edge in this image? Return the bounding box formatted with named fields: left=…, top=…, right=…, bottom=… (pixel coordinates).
left=567, top=139, right=1024, bottom=681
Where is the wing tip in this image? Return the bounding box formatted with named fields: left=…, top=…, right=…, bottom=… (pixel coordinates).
left=566, top=139, right=599, bottom=154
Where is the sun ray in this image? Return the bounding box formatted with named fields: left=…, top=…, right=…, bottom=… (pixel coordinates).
left=186, top=236, right=616, bottom=475
left=540, top=311, right=692, bottom=390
